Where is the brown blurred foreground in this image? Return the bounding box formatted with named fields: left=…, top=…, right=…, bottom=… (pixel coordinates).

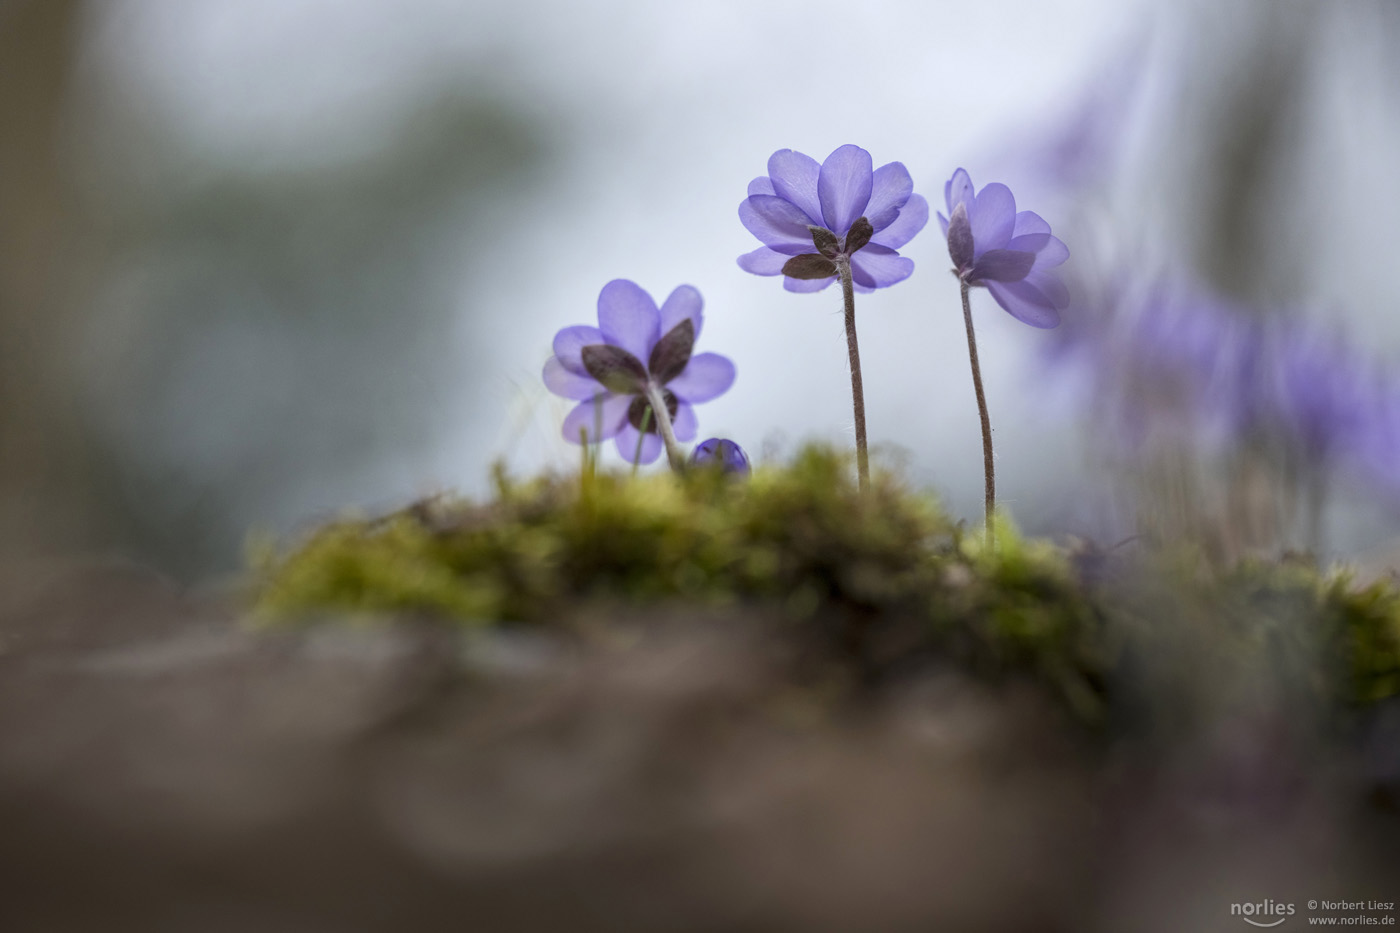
left=0, top=560, right=1396, bottom=932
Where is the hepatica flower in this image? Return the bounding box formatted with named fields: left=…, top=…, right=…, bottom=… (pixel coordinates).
left=543, top=279, right=736, bottom=467
left=737, top=144, right=929, bottom=293
left=940, top=168, right=1069, bottom=548
left=735, top=145, right=925, bottom=491
left=939, top=168, right=1069, bottom=328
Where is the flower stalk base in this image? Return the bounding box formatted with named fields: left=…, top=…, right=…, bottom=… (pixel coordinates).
left=838, top=259, right=870, bottom=492
left=644, top=383, right=687, bottom=472
left=961, top=280, right=995, bottom=549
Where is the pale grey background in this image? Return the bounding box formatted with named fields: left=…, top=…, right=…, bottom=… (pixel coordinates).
left=8, top=0, right=1398, bottom=573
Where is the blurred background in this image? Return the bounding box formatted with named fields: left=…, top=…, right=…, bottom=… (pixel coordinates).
left=4, top=0, right=1400, bottom=579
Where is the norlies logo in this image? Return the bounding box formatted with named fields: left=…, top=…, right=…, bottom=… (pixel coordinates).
left=1232, top=900, right=1296, bottom=927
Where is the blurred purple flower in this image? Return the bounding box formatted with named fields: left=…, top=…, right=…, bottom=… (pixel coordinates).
left=939, top=168, right=1070, bottom=328
left=1014, top=39, right=1148, bottom=194
left=1351, top=383, right=1400, bottom=497
left=1066, top=277, right=1277, bottom=451
left=543, top=279, right=736, bottom=464
left=1278, top=338, right=1349, bottom=458
left=690, top=438, right=750, bottom=475
left=1044, top=269, right=1400, bottom=498
left=1274, top=328, right=1390, bottom=472
left=737, top=144, right=928, bottom=294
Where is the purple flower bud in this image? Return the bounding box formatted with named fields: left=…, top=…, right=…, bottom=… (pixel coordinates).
left=946, top=202, right=974, bottom=272
left=689, top=438, right=750, bottom=475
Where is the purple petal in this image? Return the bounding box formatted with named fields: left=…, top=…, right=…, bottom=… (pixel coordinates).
left=984, top=279, right=1061, bottom=328
left=1007, top=233, right=1051, bottom=253
left=970, top=183, right=1016, bottom=253
left=659, top=284, right=703, bottom=341
left=740, top=195, right=819, bottom=254
left=747, top=176, right=776, bottom=196
left=615, top=423, right=663, bottom=464
left=562, top=394, right=630, bottom=445
left=737, top=245, right=790, bottom=276
left=552, top=324, right=605, bottom=375
left=818, top=144, right=873, bottom=234
left=597, top=279, right=660, bottom=362
left=766, top=149, right=824, bottom=226
left=872, top=193, right=928, bottom=250
left=543, top=355, right=600, bottom=400
left=865, top=162, right=913, bottom=231
left=667, top=352, right=735, bottom=403
left=1031, top=235, right=1069, bottom=269
left=937, top=211, right=949, bottom=238
left=945, top=168, right=974, bottom=214
left=671, top=401, right=698, bottom=442
left=970, top=248, right=1035, bottom=283
left=1012, top=210, right=1050, bottom=237
left=849, top=244, right=914, bottom=289
left=1027, top=269, right=1069, bottom=309
left=784, top=275, right=835, bottom=293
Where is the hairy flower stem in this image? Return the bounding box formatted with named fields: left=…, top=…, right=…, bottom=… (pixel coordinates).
left=960, top=280, right=995, bottom=549
left=836, top=259, right=870, bottom=492
left=644, top=383, right=686, bottom=472
left=631, top=406, right=653, bottom=477
left=590, top=395, right=604, bottom=475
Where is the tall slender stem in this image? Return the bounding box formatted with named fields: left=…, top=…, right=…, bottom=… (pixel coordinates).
left=579, top=426, right=592, bottom=482
left=590, top=394, right=603, bottom=476
left=643, top=383, right=686, bottom=472
left=631, top=405, right=653, bottom=477
left=960, top=280, right=995, bottom=549
left=837, top=259, right=869, bottom=492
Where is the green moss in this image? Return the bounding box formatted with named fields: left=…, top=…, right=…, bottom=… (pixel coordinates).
left=252, top=443, right=1400, bottom=722
left=1322, top=573, right=1400, bottom=706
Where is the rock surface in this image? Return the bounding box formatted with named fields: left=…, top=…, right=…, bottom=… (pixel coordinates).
left=0, top=560, right=1395, bottom=932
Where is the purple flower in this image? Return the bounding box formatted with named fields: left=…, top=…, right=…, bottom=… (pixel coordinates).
left=543, top=279, right=736, bottom=464
left=1276, top=329, right=1381, bottom=468
left=690, top=438, right=750, bottom=475
left=737, top=145, right=929, bottom=294
left=939, top=168, right=1069, bottom=328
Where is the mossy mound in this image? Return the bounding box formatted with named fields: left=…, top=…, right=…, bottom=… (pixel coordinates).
left=253, top=445, right=1400, bottom=724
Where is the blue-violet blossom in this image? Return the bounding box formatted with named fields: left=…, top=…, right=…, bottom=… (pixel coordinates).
left=738, top=145, right=929, bottom=293
left=690, top=438, right=751, bottom=475
left=939, top=168, right=1069, bottom=328
left=543, top=279, right=736, bottom=465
